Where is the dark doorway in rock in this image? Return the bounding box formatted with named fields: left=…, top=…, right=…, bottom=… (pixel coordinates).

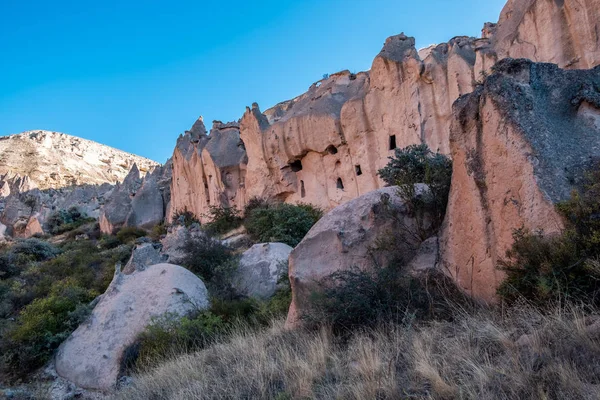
left=336, top=177, right=344, bottom=190
left=326, top=145, right=338, bottom=155
left=355, top=165, right=362, bottom=176
left=290, top=159, right=303, bottom=172
left=389, top=135, right=397, bottom=150
left=300, top=180, right=306, bottom=198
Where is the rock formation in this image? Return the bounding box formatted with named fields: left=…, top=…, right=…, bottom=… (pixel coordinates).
left=0, top=130, right=158, bottom=192
left=55, top=263, right=210, bottom=390
left=286, top=187, right=429, bottom=328
left=99, top=162, right=171, bottom=233
left=232, top=242, right=292, bottom=300
left=169, top=119, right=247, bottom=223
left=440, top=58, right=600, bottom=302
left=171, top=0, right=600, bottom=219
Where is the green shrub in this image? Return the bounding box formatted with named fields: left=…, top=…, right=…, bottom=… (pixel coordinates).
left=377, top=144, right=452, bottom=233
left=116, top=226, right=147, bottom=244
left=149, top=223, right=167, bottom=241
left=303, top=263, right=468, bottom=334
left=1, top=282, right=93, bottom=377
left=47, top=207, right=95, bottom=235
left=10, top=238, right=60, bottom=262
left=179, top=235, right=234, bottom=283
left=244, top=203, right=322, bottom=247
left=123, top=311, right=227, bottom=372
left=498, top=164, right=600, bottom=305
left=172, top=208, right=200, bottom=228
left=203, top=205, right=243, bottom=236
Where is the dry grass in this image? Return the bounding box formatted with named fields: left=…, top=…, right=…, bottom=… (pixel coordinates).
left=116, top=304, right=600, bottom=400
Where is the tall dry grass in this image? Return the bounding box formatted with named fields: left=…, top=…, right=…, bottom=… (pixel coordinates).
left=116, top=303, right=600, bottom=400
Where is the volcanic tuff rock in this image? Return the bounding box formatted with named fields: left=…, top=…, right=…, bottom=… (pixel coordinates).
left=0, top=130, right=158, bottom=192
left=169, top=119, right=247, bottom=223
left=55, top=263, right=210, bottom=390
left=440, top=58, right=600, bottom=302
left=286, top=186, right=428, bottom=328
left=170, top=0, right=600, bottom=217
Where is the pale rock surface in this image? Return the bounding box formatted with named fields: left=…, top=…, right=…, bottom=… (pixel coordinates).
left=286, top=187, right=426, bottom=328
left=172, top=0, right=600, bottom=221
left=440, top=58, right=600, bottom=302
left=169, top=119, right=247, bottom=223
left=55, top=263, right=209, bottom=390
left=232, top=242, right=292, bottom=299
left=0, top=130, right=158, bottom=191
left=122, top=242, right=167, bottom=274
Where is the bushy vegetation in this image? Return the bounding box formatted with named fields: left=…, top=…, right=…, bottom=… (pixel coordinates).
left=172, top=207, right=200, bottom=228
left=304, top=263, right=469, bottom=334
left=179, top=234, right=235, bottom=285
left=46, top=206, right=95, bottom=235
left=202, top=205, right=243, bottom=236
left=498, top=163, right=600, bottom=305
left=115, top=226, right=147, bottom=244
left=0, top=227, right=132, bottom=380
left=123, top=273, right=292, bottom=373
left=244, top=201, right=323, bottom=247
left=378, top=144, right=452, bottom=233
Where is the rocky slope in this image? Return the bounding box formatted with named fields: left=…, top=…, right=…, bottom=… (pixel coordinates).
left=0, top=130, right=158, bottom=194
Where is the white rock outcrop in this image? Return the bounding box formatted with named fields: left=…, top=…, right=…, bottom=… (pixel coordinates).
left=55, top=263, right=209, bottom=390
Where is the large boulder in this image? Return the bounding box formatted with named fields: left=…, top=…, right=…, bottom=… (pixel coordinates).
left=232, top=242, right=292, bottom=300
left=285, top=186, right=426, bottom=327
left=440, top=59, right=600, bottom=302
left=55, top=263, right=209, bottom=390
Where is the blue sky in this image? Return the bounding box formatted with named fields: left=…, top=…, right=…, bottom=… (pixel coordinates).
left=0, top=0, right=506, bottom=163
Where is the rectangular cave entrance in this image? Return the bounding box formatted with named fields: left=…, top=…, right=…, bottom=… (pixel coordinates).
left=355, top=165, right=362, bottom=176
left=389, top=135, right=397, bottom=150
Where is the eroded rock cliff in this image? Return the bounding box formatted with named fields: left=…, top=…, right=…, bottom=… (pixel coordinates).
left=440, top=58, right=600, bottom=302
left=170, top=0, right=600, bottom=217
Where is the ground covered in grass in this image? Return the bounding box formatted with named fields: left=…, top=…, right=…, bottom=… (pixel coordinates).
left=116, top=303, right=600, bottom=400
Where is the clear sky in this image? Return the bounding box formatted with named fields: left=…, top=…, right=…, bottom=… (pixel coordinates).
left=0, top=0, right=507, bottom=163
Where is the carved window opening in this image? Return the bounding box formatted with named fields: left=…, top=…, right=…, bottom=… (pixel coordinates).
left=389, top=135, right=397, bottom=150
left=326, top=145, right=338, bottom=155
left=300, top=180, right=306, bottom=198
left=336, top=177, right=344, bottom=190
left=290, top=160, right=303, bottom=172
left=355, top=165, right=362, bottom=176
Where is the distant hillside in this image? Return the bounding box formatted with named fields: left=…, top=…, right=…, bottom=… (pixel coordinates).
left=0, top=130, right=159, bottom=192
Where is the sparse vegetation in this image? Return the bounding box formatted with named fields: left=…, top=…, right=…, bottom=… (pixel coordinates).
left=0, top=229, right=132, bottom=380
left=498, top=163, right=600, bottom=305
left=202, top=205, right=243, bottom=236
left=117, top=304, right=600, bottom=400
left=115, top=226, right=147, bottom=244
left=172, top=207, right=200, bottom=228
left=244, top=201, right=323, bottom=247
left=46, top=206, right=95, bottom=235
left=378, top=144, right=452, bottom=233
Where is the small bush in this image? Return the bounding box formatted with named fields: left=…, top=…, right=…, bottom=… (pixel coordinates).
left=149, top=223, right=167, bottom=242
left=1, top=282, right=93, bottom=377
left=304, top=263, right=468, bottom=334
left=378, top=144, right=452, bottom=232
left=123, top=311, right=227, bottom=372
left=244, top=203, right=322, bottom=247
left=172, top=208, right=200, bottom=228
left=47, top=207, right=95, bottom=235
left=498, top=164, right=600, bottom=305
left=203, top=205, right=242, bottom=236
left=116, top=226, right=147, bottom=244
left=179, top=235, right=234, bottom=283
left=10, top=238, right=61, bottom=262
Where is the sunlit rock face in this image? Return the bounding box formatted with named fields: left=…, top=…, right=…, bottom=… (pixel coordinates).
left=170, top=0, right=600, bottom=218
left=440, top=59, right=600, bottom=302
left=0, top=130, right=158, bottom=192
left=169, top=118, right=247, bottom=223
